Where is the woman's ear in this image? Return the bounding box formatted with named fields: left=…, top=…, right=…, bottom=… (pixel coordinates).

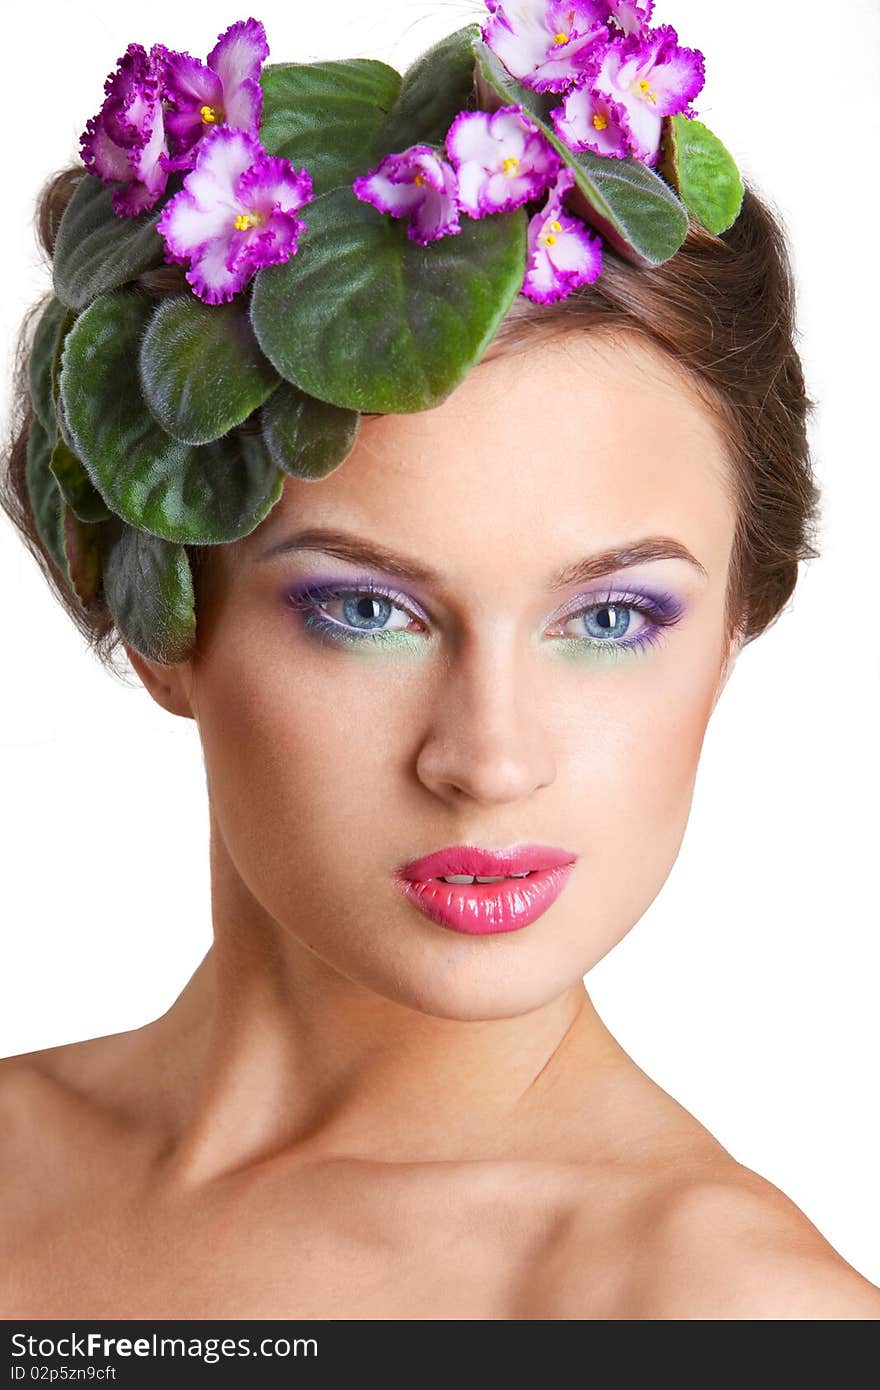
left=123, top=642, right=197, bottom=720
left=712, top=626, right=746, bottom=712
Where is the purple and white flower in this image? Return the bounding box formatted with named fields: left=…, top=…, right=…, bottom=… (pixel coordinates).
left=353, top=145, right=461, bottom=246
left=155, top=18, right=269, bottom=174
left=156, top=126, right=313, bottom=304
left=554, top=22, right=704, bottom=164
left=446, top=106, right=563, bottom=218
left=79, top=43, right=170, bottom=217
left=521, top=166, right=603, bottom=302
left=481, top=0, right=610, bottom=93
left=552, top=80, right=629, bottom=158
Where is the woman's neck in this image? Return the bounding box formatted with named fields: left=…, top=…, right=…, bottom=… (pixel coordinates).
left=139, top=819, right=625, bottom=1188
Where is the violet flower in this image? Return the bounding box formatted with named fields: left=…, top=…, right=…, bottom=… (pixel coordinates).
left=446, top=106, right=563, bottom=218
left=156, top=126, right=314, bottom=305
left=79, top=43, right=170, bottom=217
left=353, top=146, right=461, bottom=246
left=553, top=22, right=704, bottom=165
left=481, top=0, right=610, bottom=93
left=521, top=167, right=603, bottom=302
left=552, top=79, right=630, bottom=158
left=155, top=18, right=269, bottom=174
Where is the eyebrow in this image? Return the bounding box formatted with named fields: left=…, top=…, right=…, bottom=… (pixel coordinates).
left=255, top=526, right=708, bottom=588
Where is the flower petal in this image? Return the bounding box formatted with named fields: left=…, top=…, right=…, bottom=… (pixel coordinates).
left=207, top=17, right=269, bottom=92
left=81, top=117, right=132, bottom=184
left=604, top=0, right=654, bottom=36
left=158, top=46, right=223, bottom=159
left=354, top=168, right=425, bottom=217
left=184, top=235, right=251, bottom=305
left=408, top=185, right=462, bottom=245
left=552, top=82, right=629, bottom=157
left=237, top=156, right=314, bottom=217
left=223, top=78, right=263, bottom=134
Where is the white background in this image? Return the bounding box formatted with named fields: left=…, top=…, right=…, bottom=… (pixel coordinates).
left=1, top=0, right=878, bottom=1287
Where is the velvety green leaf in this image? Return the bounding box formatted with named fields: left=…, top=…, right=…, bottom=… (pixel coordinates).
left=660, top=116, right=744, bottom=235
left=53, top=173, right=167, bottom=310
left=262, top=382, right=360, bottom=480
left=62, top=510, right=102, bottom=607
left=375, top=24, right=479, bottom=153
left=259, top=59, right=402, bottom=196
left=56, top=383, right=78, bottom=454
left=25, top=416, right=68, bottom=578
left=250, top=183, right=527, bottom=413
left=60, top=288, right=285, bottom=543
left=51, top=308, right=78, bottom=418
left=50, top=436, right=111, bottom=524
left=99, top=515, right=196, bottom=665
left=139, top=295, right=280, bottom=445
left=473, top=40, right=688, bottom=267
left=29, top=297, right=68, bottom=437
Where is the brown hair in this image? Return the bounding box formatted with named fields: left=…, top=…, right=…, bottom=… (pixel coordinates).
left=1, top=163, right=820, bottom=680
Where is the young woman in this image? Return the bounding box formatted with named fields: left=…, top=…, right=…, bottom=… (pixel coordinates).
left=2, top=4, right=878, bottom=1319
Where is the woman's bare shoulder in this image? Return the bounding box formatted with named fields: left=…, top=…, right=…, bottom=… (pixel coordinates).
left=0, top=1028, right=148, bottom=1139
left=627, top=1167, right=880, bottom=1320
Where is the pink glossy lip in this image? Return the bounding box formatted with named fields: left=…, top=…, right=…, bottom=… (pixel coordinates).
left=393, top=843, right=578, bottom=936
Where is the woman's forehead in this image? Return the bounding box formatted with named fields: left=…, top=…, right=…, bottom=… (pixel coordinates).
left=238, top=332, right=736, bottom=587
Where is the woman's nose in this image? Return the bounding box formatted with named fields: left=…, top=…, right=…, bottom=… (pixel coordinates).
left=414, top=639, right=557, bottom=807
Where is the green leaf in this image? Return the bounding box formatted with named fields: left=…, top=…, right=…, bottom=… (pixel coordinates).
left=29, top=297, right=68, bottom=437
left=139, top=295, right=280, bottom=445
left=51, top=307, right=78, bottom=419
left=259, top=58, right=402, bottom=196
left=62, top=511, right=102, bottom=608
left=60, top=287, right=285, bottom=543
left=473, top=40, right=688, bottom=267
left=660, top=116, right=744, bottom=235
left=25, top=416, right=68, bottom=578
left=250, top=183, right=527, bottom=414
left=50, top=436, right=111, bottom=524
left=262, top=382, right=360, bottom=480
left=375, top=24, right=479, bottom=153
left=53, top=173, right=167, bottom=310
left=99, top=516, right=196, bottom=665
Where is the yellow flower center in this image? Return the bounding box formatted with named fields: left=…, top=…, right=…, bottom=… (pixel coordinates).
left=200, top=104, right=222, bottom=124
left=233, top=212, right=264, bottom=231
left=413, top=173, right=426, bottom=186
left=553, top=31, right=570, bottom=46
left=592, top=112, right=609, bottom=131
left=502, top=156, right=520, bottom=176
left=541, top=220, right=562, bottom=247
left=635, top=78, right=658, bottom=105
left=544, top=233, right=558, bottom=246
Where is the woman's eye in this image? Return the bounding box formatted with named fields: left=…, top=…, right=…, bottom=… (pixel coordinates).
left=554, top=601, right=649, bottom=644
left=286, top=582, right=427, bottom=647
left=315, top=591, right=421, bottom=633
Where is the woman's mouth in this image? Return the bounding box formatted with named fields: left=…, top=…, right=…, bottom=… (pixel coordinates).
left=393, top=845, right=577, bottom=935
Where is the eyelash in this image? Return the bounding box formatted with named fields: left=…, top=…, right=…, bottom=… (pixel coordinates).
left=285, top=577, right=684, bottom=659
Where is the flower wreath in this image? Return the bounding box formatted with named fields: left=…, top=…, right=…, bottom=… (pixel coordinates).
left=25, top=4, right=743, bottom=664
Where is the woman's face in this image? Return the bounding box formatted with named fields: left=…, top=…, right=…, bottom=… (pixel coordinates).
left=166, top=330, right=741, bottom=1020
